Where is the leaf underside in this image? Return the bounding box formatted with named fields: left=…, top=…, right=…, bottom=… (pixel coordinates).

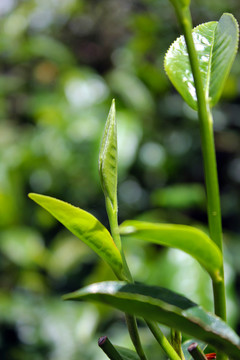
left=119, top=220, right=222, bottom=282
left=164, top=13, right=239, bottom=110
left=28, top=193, right=126, bottom=280
left=64, top=281, right=240, bottom=360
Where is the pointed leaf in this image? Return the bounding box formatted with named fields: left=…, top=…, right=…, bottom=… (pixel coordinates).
left=28, top=193, right=126, bottom=280
left=119, top=221, right=222, bottom=282
left=63, top=281, right=240, bottom=360
left=99, top=100, right=118, bottom=209
left=164, top=13, right=239, bottom=110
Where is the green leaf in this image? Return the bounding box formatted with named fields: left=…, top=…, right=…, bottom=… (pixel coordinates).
left=63, top=281, right=240, bottom=360
left=164, top=13, right=239, bottom=110
left=209, top=14, right=239, bottom=107
left=28, top=193, right=127, bottom=280
left=115, top=346, right=140, bottom=360
left=119, top=221, right=222, bottom=282
left=99, top=100, right=118, bottom=210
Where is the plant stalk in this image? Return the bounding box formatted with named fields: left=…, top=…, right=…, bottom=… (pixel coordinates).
left=175, top=4, right=226, bottom=320
left=171, top=329, right=185, bottom=359
left=171, top=4, right=227, bottom=360
left=98, top=336, right=124, bottom=360
left=187, top=342, right=208, bottom=360
left=146, top=321, right=182, bottom=360
left=105, top=196, right=148, bottom=360
left=109, top=195, right=181, bottom=360
left=125, top=315, right=148, bottom=360
left=105, top=197, right=133, bottom=282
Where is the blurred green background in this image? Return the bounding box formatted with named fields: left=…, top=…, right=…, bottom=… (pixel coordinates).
left=0, top=0, right=240, bottom=359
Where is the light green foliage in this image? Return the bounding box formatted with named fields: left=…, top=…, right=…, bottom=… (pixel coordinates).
left=209, top=14, right=239, bottom=106
left=2, top=0, right=240, bottom=358
left=28, top=193, right=126, bottom=280
left=99, top=99, right=118, bottom=211
left=120, top=221, right=222, bottom=282
left=63, top=281, right=240, bottom=359
left=164, top=14, right=239, bottom=110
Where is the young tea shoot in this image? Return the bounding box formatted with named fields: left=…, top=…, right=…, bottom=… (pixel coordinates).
left=29, top=3, right=239, bottom=360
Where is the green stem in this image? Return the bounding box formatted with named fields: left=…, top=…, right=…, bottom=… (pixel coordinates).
left=171, top=5, right=227, bottom=360
left=105, top=196, right=148, bottom=360
left=187, top=342, right=207, bottom=360
left=174, top=4, right=226, bottom=318
left=146, top=321, right=182, bottom=360
left=105, top=197, right=132, bottom=282
left=98, top=336, right=124, bottom=360
left=125, top=315, right=148, bottom=360
left=171, top=329, right=185, bottom=359
left=106, top=172, right=181, bottom=360
left=177, top=8, right=223, bottom=252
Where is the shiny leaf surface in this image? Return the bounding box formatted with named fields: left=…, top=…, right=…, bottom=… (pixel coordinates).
left=164, top=14, right=239, bottom=109
left=64, top=281, right=240, bottom=359
left=119, top=220, right=222, bottom=282
left=28, top=193, right=126, bottom=280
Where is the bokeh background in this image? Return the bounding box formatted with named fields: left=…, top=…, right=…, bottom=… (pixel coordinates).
left=1, top=0, right=240, bottom=359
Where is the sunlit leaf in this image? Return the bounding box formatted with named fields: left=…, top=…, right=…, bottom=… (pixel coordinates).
left=28, top=193, right=127, bottom=280
left=63, top=281, right=240, bottom=359
left=99, top=99, right=118, bottom=210
left=119, top=221, right=222, bottom=282
left=164, top=13, right=239, bottom=109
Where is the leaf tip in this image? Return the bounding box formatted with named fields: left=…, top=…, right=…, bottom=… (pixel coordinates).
left=62, top=292, right=76, bottom=301
left=109, top=98, right=116, bottom=119
left=28, top=192, right=39, bottom=201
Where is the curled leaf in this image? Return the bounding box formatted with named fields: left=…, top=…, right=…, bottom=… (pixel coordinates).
left=99, top=100, right=118, bottom=210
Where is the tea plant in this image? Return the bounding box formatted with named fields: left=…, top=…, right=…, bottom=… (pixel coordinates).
left=29, top=1, right=239, bottom=359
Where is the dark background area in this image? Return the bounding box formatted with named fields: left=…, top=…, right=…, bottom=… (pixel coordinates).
left=0, top=0, right=240, bottom=359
